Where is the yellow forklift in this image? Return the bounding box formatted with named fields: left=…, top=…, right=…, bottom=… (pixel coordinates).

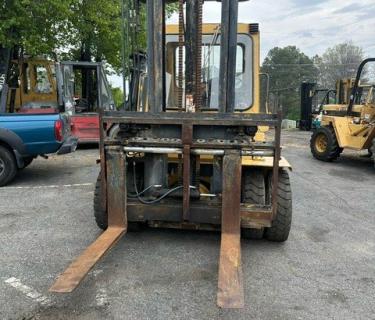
left=50, top=0, right=293, bottom=308
left=310, top=58, right=375, bottom=167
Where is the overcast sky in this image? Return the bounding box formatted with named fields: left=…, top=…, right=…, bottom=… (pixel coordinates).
left=110, top=0, right=375, bottom=88
left=172, top=0, right=375, bottom=59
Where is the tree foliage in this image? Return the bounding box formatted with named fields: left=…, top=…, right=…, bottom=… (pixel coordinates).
left=315, top=42, right=365, bottom=89
left=262, top=46, right=318, bottom=119
left=0, top=0, right=73, bottom=55
left=0, top=1, right=177, bottom=73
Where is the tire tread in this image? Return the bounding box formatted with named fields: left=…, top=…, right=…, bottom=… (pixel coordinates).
left=265, top=169, right=292, bottom=242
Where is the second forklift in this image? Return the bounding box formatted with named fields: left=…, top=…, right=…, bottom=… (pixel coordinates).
left=310, top=58, right=375, bottom=166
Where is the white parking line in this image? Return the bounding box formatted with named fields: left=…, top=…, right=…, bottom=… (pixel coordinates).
left=4, top=277, right=53, bottom=306
left=2, top=183, right=93, bottom=190
left=95, top=288, right=109, bottom=307
left=90, top=269, right=109, bottom=307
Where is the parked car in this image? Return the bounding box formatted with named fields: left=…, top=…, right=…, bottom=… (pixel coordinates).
left=0, top=113, right=77, bottom=186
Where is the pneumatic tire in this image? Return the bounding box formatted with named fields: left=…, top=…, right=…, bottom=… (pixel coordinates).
left=310, top=126, right=342, bottom=162
left=241, top=168, right=266, bottom=240
left=93, top=172, right=142, bottom=231
left=0, top=146, right=17, bottom=187
left=94, top=172, right=107, bottom=230
left=265, top=169, right=292, bottom=242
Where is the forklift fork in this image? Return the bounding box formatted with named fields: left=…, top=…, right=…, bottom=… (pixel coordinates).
left=50, top=147, right=245, bottom=308
left=218, top=151, right=244, bottom=308
left=50, top=147, right=127, bottom=293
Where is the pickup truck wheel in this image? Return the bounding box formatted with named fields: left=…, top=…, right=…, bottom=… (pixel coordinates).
left=0, top=146, right=17, bottom=187
left=241, top=168, right=265, bottom=240
left=93, top=172, right=142, bottom=231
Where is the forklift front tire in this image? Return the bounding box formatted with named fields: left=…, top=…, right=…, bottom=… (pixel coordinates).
left=264, top=169, right=292, bottom=242
left=241, top=168, right=266, bottom=240
left=93, top=172, right=142, bottom=231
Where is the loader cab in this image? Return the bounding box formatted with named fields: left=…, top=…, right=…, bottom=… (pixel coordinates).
left=6, top=58, right=58, bottom=113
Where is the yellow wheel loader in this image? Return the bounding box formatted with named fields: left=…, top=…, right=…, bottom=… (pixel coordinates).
left=50, top=0, right=293, bottom=308
left=311, top=58, right=375, bottom=167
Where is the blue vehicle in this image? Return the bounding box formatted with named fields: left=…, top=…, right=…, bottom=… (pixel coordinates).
left=0, top=113, right=77, bottom=186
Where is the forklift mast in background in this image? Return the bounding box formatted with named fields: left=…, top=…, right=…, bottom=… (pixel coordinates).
left=300, top=82, right=316, bottom=131
left=299, top=82, right=336, bottom=131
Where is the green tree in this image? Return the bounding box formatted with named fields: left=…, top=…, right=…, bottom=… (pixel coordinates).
left=111, top=86, right=124, bottom=108
left=65, top=0, right=123, bottom=68
left=66, top=1, right=176, bottom=68
left=315, top=42, right=365, bottom=89
left=0, top=0, right=73, bottom=56
left=1, top=1, right=177, bottom=73
left=262, top=46, right=318, bottom=120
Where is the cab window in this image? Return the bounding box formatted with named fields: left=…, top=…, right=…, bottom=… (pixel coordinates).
left=166, top=34, right=253, bottom=111
left=34, top=65, right=52, bottom=93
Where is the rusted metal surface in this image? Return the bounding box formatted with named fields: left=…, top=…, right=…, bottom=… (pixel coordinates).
left=123, top=138, right=273, bottom=150
left=126, top=201, right=272, bottom=227
left=181, top=123, right=193, bottom=145
left=146, top=0, right=164, bottom=113
left=271, top=110, right=282, bottom=219
left=102, top=110, right=279, bottom=126
left=106, top=148, right=128, bottom=227
left=99, top=109, right=107, bottom=215
left=178, top=0, right=184, bottom=111
left=194, top=0, right=203, bottom=111
left=241, top=205, right=273, bottom=220
left=182, top=145, right=191, bottom=221
left=49, top=227, right=125, bottom=293
left=217, top=151, right=244, bottom=308
left=50, top=148, right=127, bottom=293
left=182, top=124, right=193, bottom=221
left=148, top=221, right=220, bottom=231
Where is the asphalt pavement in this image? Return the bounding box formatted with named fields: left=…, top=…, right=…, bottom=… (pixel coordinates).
left=0, top=131, right=374, bottom=320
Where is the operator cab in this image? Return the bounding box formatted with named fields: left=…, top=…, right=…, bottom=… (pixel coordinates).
left=58, top=61, right=116, bottom=142
left=130, top=23, right=261, bottom=114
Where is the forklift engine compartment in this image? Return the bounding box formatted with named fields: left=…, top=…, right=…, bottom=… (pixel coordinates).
left=50, top=0, right=293, bottom=309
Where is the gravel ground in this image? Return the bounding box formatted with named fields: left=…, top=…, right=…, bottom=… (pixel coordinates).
left=0, top=131, right=374, bottom=320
